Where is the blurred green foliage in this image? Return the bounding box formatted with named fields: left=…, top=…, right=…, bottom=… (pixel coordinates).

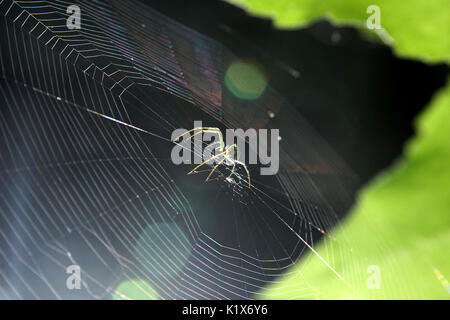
left=113, top=279, right=158, bottom=300
left=259, top=80, right=450, bottom=299
left=227, top=0, right=450, bottom=299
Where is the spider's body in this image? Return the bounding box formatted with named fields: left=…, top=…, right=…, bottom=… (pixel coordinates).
left=173, top=127, right=250, bottom=187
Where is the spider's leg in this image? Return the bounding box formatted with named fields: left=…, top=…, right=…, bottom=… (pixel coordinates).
left=210, top=141, right=222, bottom=150
left=205, top=156, right=227, bottom=182
left=172, top=127, right=200, bottom=141
left=226, top=159, right=236, bottom=179
left=184, top=129, right=220, bottom=143
left=198, top=127, right=225, bottom=151
left=210, top=141, right=226, bottom=159
left=172, top=127, right=220, bottom=142
left=225, top=144, right=239, bottom=172
left=216, top=129, right=224, bottom=150
left=235, top=160, right=251, bottom=188
left=188, top=150, right=227, bottom=175
left=221, top=144, right=241, bottom=182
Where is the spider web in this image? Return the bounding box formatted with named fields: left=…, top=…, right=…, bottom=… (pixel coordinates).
left=0, top=0, right=360, bottom=299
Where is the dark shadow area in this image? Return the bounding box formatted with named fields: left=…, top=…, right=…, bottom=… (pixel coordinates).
left=142, top=0, right=449, bottom=183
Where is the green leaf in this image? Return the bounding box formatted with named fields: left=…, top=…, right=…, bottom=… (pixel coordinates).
left=258, top=80, right=450, bottom=299
left=227, top=0, right=450, bottom=63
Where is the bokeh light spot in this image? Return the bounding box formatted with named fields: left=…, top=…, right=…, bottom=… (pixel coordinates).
left=135, top=222, right=192, bottom=281
left=113, top=279, right=158, bottom=300
left=225, top=59, right=268, bottom=100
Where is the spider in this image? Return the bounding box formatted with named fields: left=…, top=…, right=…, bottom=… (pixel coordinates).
left=173, top=127, right=251, bottom=187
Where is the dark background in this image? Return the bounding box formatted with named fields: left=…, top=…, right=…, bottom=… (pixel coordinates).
left=141, top=0, right=449, bottom=184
